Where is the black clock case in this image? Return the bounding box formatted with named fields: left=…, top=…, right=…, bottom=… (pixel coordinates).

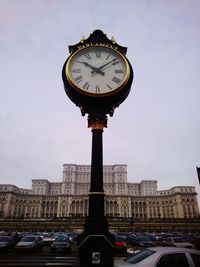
left=62, top=30, right=134, bottom=118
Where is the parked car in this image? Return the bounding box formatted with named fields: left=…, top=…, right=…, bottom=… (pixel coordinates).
left=42, top=233, right=59, bottom=246
left=68, top=232, right=79, bottom=242
left=15, top=235, right=44, bottom=252
left=0, top=235, right=17, bottom=251
left=114, top=246, right=200, bottom=267
left=178, top=234, right=200, bottom=250
left=50, top=234, right=71, bottom=253
left=144, top=233, right=158, bottom=242
left=161, top=236, right=195, bottom=249
left=125, top=236, right=144, bottom=248
left=134, top=235, right=155, bottom=247
left=115, top=235, right=127, bottom=254
left=191, top=236, right=200, bottom=250
left=116, top=232, right=131, bottom=239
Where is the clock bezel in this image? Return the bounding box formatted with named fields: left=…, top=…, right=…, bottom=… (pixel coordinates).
left=65, top=45, right=131, bottom=98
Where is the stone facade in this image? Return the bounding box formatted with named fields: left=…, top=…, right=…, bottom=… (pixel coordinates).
left=0, top=164, right=199, bottom=219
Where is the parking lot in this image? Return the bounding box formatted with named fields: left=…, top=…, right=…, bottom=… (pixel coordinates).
left=0, top=231, right=200, bottom=266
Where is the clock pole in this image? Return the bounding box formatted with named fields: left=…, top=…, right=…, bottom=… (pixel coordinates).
left=78, top=116, right=115, bottom=267
left=62, top=29, right=134, bottom=267
left=87, top=117, right=107, bottom=222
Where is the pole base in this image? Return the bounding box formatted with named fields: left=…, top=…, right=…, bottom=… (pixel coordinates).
left=78, top=232, right=115, bottom=267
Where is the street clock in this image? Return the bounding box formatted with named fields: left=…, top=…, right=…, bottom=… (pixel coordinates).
left=62, top=30, right=133, bottom=118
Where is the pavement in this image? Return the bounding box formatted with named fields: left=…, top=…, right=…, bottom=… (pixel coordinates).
left=0, top=243, right=127, bottom=267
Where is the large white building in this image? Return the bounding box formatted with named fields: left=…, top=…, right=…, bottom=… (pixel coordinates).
left=0, top=164, right=199, bottom=219
left=32, top=164, right=157, bottom=196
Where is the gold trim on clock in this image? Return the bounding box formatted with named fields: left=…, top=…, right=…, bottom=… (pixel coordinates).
left=65, top=45, right=130, bottom=97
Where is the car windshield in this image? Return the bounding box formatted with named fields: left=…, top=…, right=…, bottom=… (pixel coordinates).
left=21, top=236, right=36, bottom=242
left=0, top=236, right=9, bottom=242
left=69, top=233, right=78, bottom=237
left=126, top=249, right=155, bottom=264
left=137, top=236, right=150, bottom=241
left=55, top=235, right=68, bottom=242
left=115, top=236, right=126, bottom=242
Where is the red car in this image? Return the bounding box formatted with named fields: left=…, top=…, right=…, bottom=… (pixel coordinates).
left=115, top=235, right=127, bottom=253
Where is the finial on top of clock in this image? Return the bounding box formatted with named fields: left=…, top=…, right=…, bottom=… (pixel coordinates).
left=68, top=29, right=127, bottom=55
left=111, top=36, right=116, bottom=44
left=80, top=36, right=85, bottom=43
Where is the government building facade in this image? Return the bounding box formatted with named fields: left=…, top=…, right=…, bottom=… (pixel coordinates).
left=0, top=164, right=199, bottom=220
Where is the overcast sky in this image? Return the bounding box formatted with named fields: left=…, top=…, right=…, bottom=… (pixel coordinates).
left=0, top=0, right=200, bottom=201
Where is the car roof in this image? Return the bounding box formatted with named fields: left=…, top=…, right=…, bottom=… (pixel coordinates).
left=56, top=234, right=69, bottom=237
left=148, top=246, right=200, bottom=254
left=167, top=238, right=183, bottom=239
left=22, top=235, right=38, bottom=238
left=54, top=234, right=70, bottom=238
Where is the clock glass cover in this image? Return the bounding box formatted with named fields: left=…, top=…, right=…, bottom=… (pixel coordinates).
left=65, top=46, right=130, bottom=96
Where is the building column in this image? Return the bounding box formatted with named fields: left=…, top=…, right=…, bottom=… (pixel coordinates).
left=128, top=197, right=131, bottom=217
left=4, top=194, right=12, bottom=217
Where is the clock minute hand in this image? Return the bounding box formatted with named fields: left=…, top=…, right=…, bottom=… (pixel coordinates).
left=97, top=58, right=117, bottom=70
left=91, top=58, right=116, bottom=74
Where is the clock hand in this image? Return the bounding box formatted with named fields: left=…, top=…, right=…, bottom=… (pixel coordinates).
left=97, top=58, right=117, bottom=70
left=77, top=61, right=105, bottom=75
left=91, top=58, right=117, bottom=74
left=82, top=61, right=96, bottom=69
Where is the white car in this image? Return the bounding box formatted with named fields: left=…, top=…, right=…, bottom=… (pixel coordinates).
left=15, top=235, right=43, bottom=252
left=162, top=236, right=195, bottom=249
left=114, top=247, right=200, bottom=267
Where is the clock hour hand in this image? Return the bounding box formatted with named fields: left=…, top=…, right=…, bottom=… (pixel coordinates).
left=77, top=61, right=105, bottom=75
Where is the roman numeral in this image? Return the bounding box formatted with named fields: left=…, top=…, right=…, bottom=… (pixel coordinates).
left=112, top=76, right=121, bottom=84
left=115, top=70, right=123, bottom=74
left=106, top=54, right=111, bottom=60
left=74, top=75, right=83, bottom=83
left=107, top=84, right=113, bottom=90
left=112, top=59, right=120, bottom=65
left=95, top=50, right=101, bottom=58
left=84, top=53, right=91, bottom=60
left=95, top=85, right=100, bottom=93
left=72, top=68, right=81, bottom=73
left=83, top=82, right=90, bottom=90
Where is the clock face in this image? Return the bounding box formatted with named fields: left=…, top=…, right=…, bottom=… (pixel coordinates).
left=65, top=46, right=130, bottom=96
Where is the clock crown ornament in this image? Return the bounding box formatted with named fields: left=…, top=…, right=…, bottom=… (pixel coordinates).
left=62, top=30, right=134, bottom=119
